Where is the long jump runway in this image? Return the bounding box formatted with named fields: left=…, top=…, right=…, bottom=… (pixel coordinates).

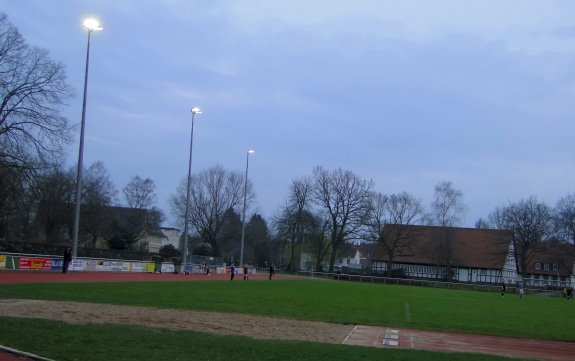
left=343, top=325, right=575, bottom=361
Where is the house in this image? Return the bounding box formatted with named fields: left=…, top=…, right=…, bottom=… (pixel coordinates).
left=520, top=243, right=575, bottom=288
left=299, top=243, right=371, bottom=272
left=134, top=229, right=168, bottom=253
left=337, top=243, right=364, bottom=267
left=371, top=225, right=517, bottom=284
left=159, top=227, right=181, bottom=250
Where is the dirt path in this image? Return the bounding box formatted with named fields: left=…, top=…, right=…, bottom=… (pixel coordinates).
left=0, top=299, right=352, bottom=344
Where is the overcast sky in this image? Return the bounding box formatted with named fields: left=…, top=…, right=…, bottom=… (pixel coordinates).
left=3, top=1, right=575, bottom=228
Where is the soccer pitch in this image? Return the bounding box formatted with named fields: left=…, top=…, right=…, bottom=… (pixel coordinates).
left=0, top=278, right=573, bottom=360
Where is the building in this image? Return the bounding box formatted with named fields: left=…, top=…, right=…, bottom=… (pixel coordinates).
left=334, top=243, right=369, bottom=272
left=371, top=225, right=517, bottom=284
left=134, top=229, right=168, bottom=254
left=159, top=227, right=181, bottom=250
left=520, top=243, right=575, bottom=288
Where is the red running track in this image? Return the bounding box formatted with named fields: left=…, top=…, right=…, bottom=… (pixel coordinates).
left=344, top=325, right=575, bottom=361
left=0, top=270, right=286, bottom=284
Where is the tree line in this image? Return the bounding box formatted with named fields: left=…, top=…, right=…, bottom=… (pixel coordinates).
left=0, top=160, right=165, bottom=250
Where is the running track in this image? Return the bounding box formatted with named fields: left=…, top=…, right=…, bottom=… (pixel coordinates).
left=0, top=270, right=278, bottom=284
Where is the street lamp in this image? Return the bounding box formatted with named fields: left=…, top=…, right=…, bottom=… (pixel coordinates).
left=239, top=149, right=255, bottom=266
left=71, top=18, right=103, bottom=259
left=182, top=106, right=202, bottom=271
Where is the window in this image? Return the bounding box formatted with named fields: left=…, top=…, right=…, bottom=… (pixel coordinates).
left=480, top=269, right=486, bottom=275
left=544, top=263, right=550, bottom=271
left=535, top=262, right=541, bottom=270
left=553, top=263, right=559, bottom=271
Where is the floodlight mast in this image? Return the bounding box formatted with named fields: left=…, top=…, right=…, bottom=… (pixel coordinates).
left=71, top=18, right=103, bottom=260
left=239, top=149, right=255, bottom=266
left=182, top=106, right=202, bottom=271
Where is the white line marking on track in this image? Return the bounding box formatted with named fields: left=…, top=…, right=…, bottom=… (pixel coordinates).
left=343, top=325, right=357, bottom=344
left=383, top=329, right=400, bottom=347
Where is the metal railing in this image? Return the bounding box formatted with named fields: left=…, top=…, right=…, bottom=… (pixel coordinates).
left=295, top=270, right=565, bottom=297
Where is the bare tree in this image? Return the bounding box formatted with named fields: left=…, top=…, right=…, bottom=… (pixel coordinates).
left=0, top=166, right=34, bottom=241
left=79, top=161, right=117, bottom=247
left=32, top=165, right=75, bottom=243
left=431, top=181, right=465, bottom=227
left=312, top=166, right=373, bottom=272
left=489, top=197, right=554, bottom=278
left=554, top=194, right=575, bottom=244
left=0, top=13, right=73, bottom=171
left=429, top=181, right=466, bottom=280
left=146, top=207, right=165, bottom=229
left=170, top=165, right=253, bottom=256
left=553, top=194, right=575, bottom=278
left=475, top=217, right=490, bottom=229
left=274, top=176, right=314, bottom=272
left=123, top=176, right=157, bottom=209
left=311, top=216, right=331, bottom=272
left=366, top=191, right=425, bottom=276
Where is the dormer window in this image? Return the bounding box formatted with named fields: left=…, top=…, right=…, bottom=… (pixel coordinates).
left=535, top=262, right=541, bottom=270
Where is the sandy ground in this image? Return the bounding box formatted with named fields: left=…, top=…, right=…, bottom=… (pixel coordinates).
left=0, top=299, right=354, bottom=344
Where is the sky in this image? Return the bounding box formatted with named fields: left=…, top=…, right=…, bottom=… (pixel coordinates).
left=2, top=0, right=575, bottom=229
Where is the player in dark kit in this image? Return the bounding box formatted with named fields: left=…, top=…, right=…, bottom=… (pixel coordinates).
left=63, top=246, right=72, bottom=273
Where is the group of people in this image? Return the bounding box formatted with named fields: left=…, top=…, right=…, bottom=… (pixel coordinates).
left=500, top=281, right=525, bottom=299
left=229, top=264, right=274, bottom=281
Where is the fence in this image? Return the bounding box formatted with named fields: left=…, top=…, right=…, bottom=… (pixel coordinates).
left=0, top=252, right=258, bottom=276
left=296, top=270, right=566, bottom=297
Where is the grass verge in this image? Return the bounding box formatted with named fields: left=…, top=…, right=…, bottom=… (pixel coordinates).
left=0, top=317, right=529, bottom=361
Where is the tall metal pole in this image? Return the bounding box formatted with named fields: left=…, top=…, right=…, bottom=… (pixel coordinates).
left=240, top=150, right=253, bottom=266
left=71, top=29, right=93, bottom=259
left=182, top=108, right=201, bottom=270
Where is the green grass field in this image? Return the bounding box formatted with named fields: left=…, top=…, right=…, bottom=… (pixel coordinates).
left=0, top=278, right=572, bottom=360
left=0, top=318, right=525, bottom=361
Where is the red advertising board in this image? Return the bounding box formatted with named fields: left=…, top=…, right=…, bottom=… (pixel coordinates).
left=19, top=257, right=52, bottom=270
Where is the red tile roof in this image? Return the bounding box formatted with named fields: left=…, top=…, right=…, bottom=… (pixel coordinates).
left=372, top=225, right=513, bottom=269
left=522, top=243, right=575, bottom=277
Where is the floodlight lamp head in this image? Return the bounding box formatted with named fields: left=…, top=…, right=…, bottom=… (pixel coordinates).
left=191, top=107, right=202, bottom=115
left=83, top=18, right=103, bottom=31
left=248, top=149, right=255, bottom=154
